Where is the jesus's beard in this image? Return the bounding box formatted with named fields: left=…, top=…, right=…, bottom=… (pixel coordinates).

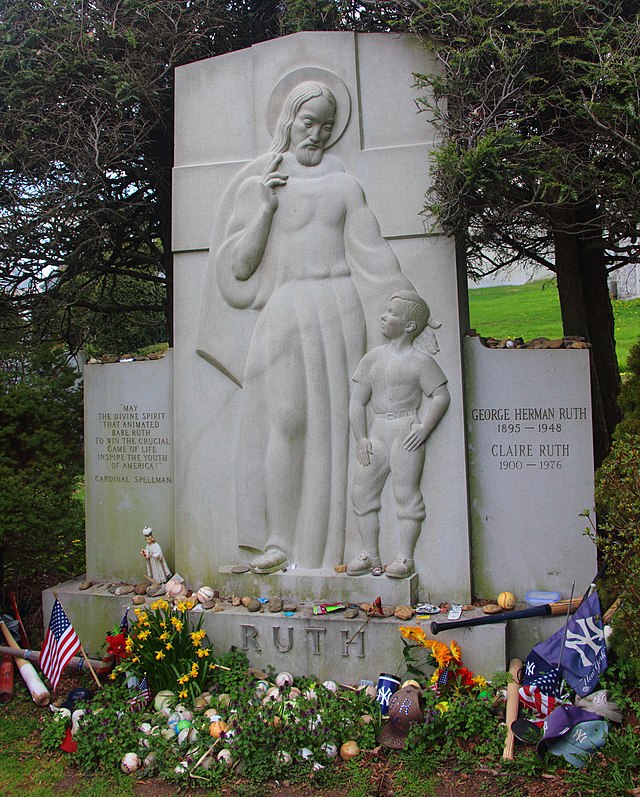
left=295, top=143, right=324, bottom=167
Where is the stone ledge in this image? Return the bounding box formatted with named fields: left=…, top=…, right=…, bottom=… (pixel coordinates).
left=43, top=580, right=507, bottom=682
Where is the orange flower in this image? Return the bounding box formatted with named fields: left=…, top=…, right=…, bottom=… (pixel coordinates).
left=432, top=641, right=453, bottom=668
left=450, top=640, right=462, bottom=663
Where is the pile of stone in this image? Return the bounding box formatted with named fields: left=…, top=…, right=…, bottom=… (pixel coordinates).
left=476, top=333, right=591, bottom=350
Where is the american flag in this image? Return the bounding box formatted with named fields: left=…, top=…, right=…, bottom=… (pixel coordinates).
left=119, top=607, right=130, bottom=634
left=518, top=667, right=566, bottom=725
left=129, top=675, right=152, bottom=711
left=40, top=598, right=81, bottom=691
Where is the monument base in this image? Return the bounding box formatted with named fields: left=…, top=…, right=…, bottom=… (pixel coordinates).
left=44, top=579, right=508, bottom=681
left=216, top=567, right=418, bottom=605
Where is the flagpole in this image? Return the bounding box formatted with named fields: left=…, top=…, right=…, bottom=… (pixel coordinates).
left=53, top=592, right=102, bottom=690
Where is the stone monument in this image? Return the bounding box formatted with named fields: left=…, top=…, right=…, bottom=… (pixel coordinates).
left=173, top=32, right=472, bottom=603
left=44, top=32, right=598, bottom=682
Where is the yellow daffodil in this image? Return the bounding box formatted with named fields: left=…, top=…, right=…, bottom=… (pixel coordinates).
left=176, top=600, right=187, bottom=612
left=177, top=674, right=190, bottom=685
left=185, top=600, right=195, bottom=610
left=159, top=631, right=169, bottom=641
left=190, top=630, right=206, bottom=647
left=179, top=690, right=188, bottom=699
left=197, top=648, right=210, bottom=658
left=125, top=636, right=134, bottom=653
left=131, top=656, right=140, bottom=663
left=109, top=672, right=117, bottom=680
left=134, top=610, right=148, bottom=623
left=155, top=649, right=166, bottom=660
left=165, top=643, right=173, bottom=650
left=170, top=617, right=183, bottom=631
left=137, top=629, right=150, bottom=641
left=190, top=663, right=199, bottom=678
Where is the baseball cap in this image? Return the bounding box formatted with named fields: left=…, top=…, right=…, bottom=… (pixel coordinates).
left=536, top=705, right=602, bottom=760
left=545, top=720, right=609, bottom=767
left=378, top=685, right=424, bottom=749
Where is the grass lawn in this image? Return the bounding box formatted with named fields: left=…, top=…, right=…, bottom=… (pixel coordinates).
left=468, top=279, right=640, bottom=372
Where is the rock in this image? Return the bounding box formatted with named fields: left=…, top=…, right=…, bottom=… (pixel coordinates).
left=282, top=602, right=297, bottom=613
left=344, top=607, right=359, bottom=619
left=101, top=354, right=119, bottom=363
left=542, top=339, right=564, bottom=349
left=334, top=564, right=347, bottom=573
left=394, top=605, right=414, bottom=620
left=268, top=597, right=284, bottom=613
left=115, top=585, right=135, bottom=596
left=381, top=606, right=395, bottom=618
left=133, top=595, right=146, bottom=605
left=147, top=583, right=166, bottom=596
left=78, top=580, right=93, bottom=591
left=242, top=597, right=261, bottom=613
left=483, top=603, right=503, bottom=615
left=134, top=582, right=148, bottom=595
left=211, top=601, right=224, bottom=612
left=359, top=603, right=371, bottom=613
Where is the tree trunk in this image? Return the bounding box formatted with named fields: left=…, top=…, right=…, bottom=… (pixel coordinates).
left=554, top=208, right=621, bottom=469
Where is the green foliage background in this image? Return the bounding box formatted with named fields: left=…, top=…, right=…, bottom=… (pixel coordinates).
left=0, top=340, right=84, bottom=591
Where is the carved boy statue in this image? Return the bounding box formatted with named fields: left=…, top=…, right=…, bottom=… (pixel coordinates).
left=141, top=526, right=172, bottom=584
left=347, top=291, right=450, bottom=579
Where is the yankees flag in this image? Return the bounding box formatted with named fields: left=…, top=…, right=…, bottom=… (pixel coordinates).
left=529, top=591, right=608, bottom=697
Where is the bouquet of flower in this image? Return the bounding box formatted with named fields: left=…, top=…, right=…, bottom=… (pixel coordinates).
left=108, top=598, right=214, bottom=699
left=399, top=626, right=487, bottom=698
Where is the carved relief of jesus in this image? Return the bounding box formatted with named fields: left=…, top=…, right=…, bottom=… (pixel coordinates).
left=197, top=77, right=414, bottom=573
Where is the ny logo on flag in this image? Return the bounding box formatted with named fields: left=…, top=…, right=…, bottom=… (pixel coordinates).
left=565, top=617, right=606, bottom=667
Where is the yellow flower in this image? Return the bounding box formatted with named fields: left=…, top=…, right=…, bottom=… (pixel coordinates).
left=134, top=610, right=148, bottom=623
left=179, top=690, right=188, bottom=699
left=131, top=656, right=140, bottom=663
left=125, top=636, right=134, bottom=653
left=160, top=621, right=167, bottom=628
left=176, top=600, right=187, bottom=612
left=435, top=701, right=449, bottom=714
left=170, top=617, right=183, bottom=632
left=137, top=629, right=150, bottom=641
left=177, top=674, right=190, bottom=685
left=197, top=648, right=210, bottom=658
left=190, top=630, right=206, bottom=647
left=155, top=650, right=166, bottom=660
left=473, top=675, right=488, bottom=689
left=151, top=599, right=169, bottom=611
left=185, top=600, right=195, bottom=610
left=109, top=672, right=117, bottom=680
left=430, top=671, right=439, bottom=685
left=159, top=632, right=169, bottom=641
left=399, top=625, right=428, bottom=646
left=165, top=643, right=173, bottom=650
left=190, top=663, right=199, bottom=677
left=450, top=640, right=462, bottom=663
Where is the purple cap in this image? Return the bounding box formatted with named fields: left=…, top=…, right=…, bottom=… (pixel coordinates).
left=536, top=705, right=602, bottom=758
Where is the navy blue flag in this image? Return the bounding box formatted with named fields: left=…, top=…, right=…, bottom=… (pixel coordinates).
left=530, top=591, right=607, bottom=697
left=119, top=607, right=129, bottom=635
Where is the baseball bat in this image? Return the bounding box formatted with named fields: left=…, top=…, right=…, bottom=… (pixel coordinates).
left=502, top=658, right=522, bottom=760
left=0, top=622, right=50, bottom=705
left=430, top=598, right=582, bottom=635
left=0, top=645, right=114, bottom=678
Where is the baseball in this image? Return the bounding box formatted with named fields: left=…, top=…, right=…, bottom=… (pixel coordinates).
left=120, top=752, right=141, bottom=774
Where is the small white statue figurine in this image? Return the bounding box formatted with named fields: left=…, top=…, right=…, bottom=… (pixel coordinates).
left=141, top=526, right=172, bottom=584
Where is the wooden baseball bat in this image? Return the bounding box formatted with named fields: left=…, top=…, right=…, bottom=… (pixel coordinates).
left=0, top=622, right=50, bottom=705
left=502, top=658, right=522, bottom=760
left=0, top=654, right=14, bottom=703
left=430, top=598, right=582, bottom=635
left=0, top=645, right=114, bottom=678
